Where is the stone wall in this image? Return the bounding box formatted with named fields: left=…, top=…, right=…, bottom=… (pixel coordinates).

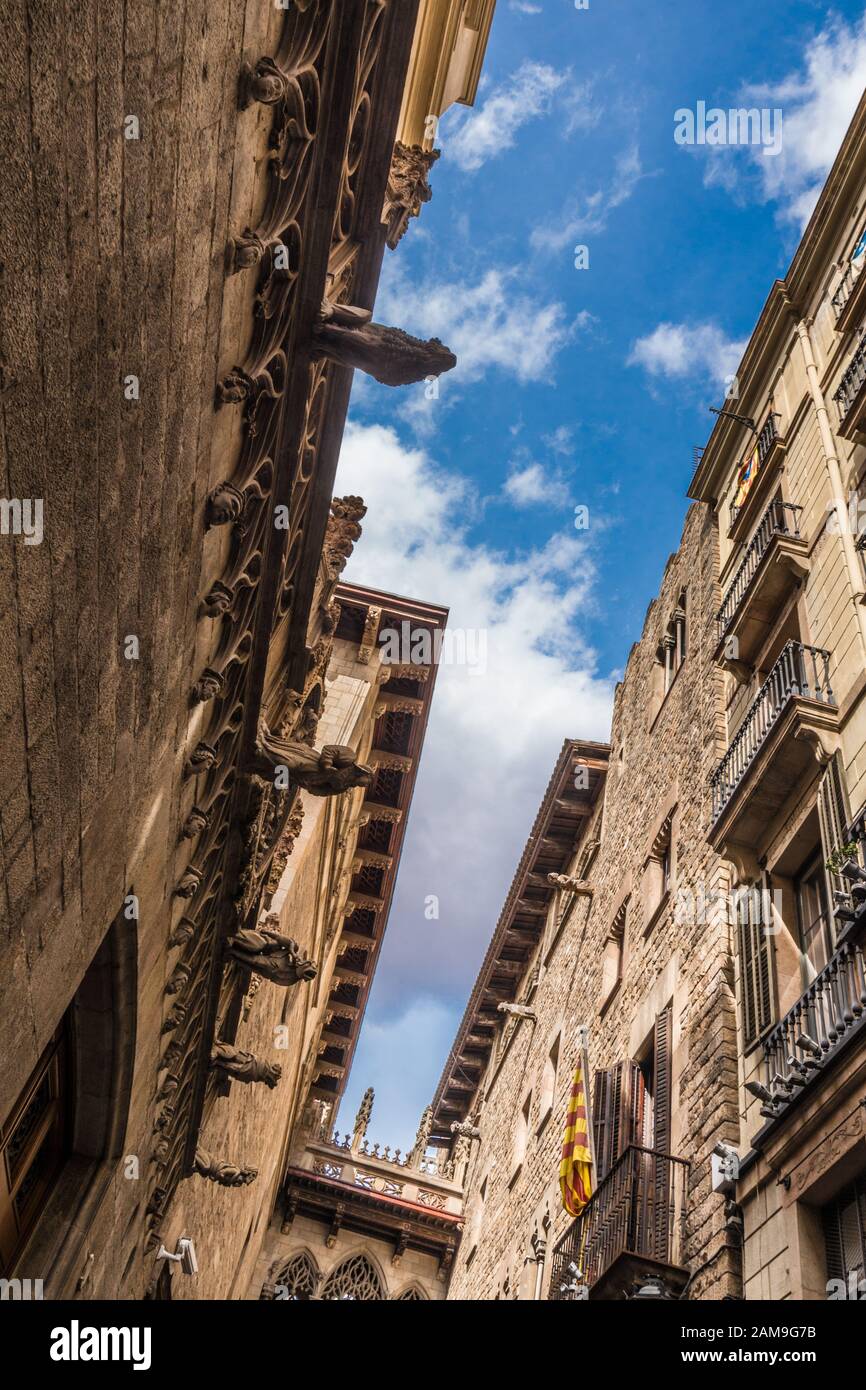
left=447, top=502, right=742, bottom=1301
left=249, top=1212, right=447, bottom=1302
left=0, top=0, right=291, bottom=1297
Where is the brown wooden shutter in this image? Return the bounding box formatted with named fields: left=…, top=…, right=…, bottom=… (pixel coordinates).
left=651, top=1006, right=674, bottom=1261
left=652, top=1005, right=672, bottom=1154
left=593, top=1060, right=644, bottom=1179
left=737, top=883, right=774, bottom=1050
left=818, top=752, right=852, bottom=910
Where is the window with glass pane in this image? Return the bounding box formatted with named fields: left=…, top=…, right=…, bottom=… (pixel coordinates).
left=796, top=858, right=834, bottom=982
left=0, top=1027, right=68, bottom=1274
left=823, top=1175, right=866, bottom=1292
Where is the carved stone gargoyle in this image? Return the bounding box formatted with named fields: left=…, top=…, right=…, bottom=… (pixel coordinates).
left=450, top=1118, right=481, bottom=1141
left=193, top=1147, right=258, bottom=1187
left=210, top=1041, right=282, bottom=1089
left=249, top=730, right=374, bottom=799
left=226, top=921, right=317, bottom=987
left=312, top=300, right=456, bottom=387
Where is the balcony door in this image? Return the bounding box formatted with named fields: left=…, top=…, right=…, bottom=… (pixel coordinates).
left=591, top=1007, right=673, bottom=1270
left=796, top=856, right=835, bottom=983
left=823, top=1175, right=866, bottom=1294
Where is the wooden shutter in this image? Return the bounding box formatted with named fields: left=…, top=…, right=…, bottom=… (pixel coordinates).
left=818, top=752, right=852, bottom=910
left=592, top=1060, right=643, bottom=1180
left=822, top=1177, right=866, bottom=1285
left=651, top=1006, right=673, bottom=1261
left=652, top=1006, right=672, bottom=1154
left=737, top=883, right=775, bottom=1049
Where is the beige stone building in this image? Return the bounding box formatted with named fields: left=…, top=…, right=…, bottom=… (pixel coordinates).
left=434, top=91, right=866, bottom=1306
left=248, top=1091, right=462, bottom=1301
left=688, top=91, right=866, bottom=1302
left=0, top=0, right=494, bottom=1300
left=437, top=497, right=741, bottom=1301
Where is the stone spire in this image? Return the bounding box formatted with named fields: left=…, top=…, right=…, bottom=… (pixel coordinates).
left=351, top=1086, right=375, bottom=1152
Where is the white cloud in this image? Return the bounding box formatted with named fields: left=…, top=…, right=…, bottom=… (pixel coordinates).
left=509, top=1, right=542, bottom=13
left=531, top=145, right=650, bottom=253
left=543, top=424, right=576, bottom=456
left=375, top=261, right=573, bottom=388
left=699, top=13, right=866, bottom=226
left=334, top=421, right=614, bottom=1044
left=628, top=321, right=746, bottom=388
left=444, top=60, right=567, bottom=172
left=504, top=459, right=572, bottom=508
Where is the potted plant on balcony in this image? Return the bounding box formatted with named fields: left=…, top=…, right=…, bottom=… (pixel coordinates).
left=827, top=843, right=866, bottom=941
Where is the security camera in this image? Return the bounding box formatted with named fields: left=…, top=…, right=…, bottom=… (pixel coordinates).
left=711, top=1142, right=739, bottom=1192
left=712, top=1141, right=737, bottom=1161
left=179, top=1237, right=198, bottom=1276
left=157, top=1236, right=198, bottom=1276
left=745, top=1079, right=773, bottom=1104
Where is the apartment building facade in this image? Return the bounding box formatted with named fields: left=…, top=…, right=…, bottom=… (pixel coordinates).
left=437, top=499, right=743, bottom=1301
left=689, top=93, right=866, bottom=1302
left=436, top=91, right=866, bottom=1308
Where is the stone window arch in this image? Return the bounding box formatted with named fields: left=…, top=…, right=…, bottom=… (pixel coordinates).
left=394, top=1284, right=427, bottom=1300
left=5, top=910, right=137, bottom=1291
left=262, top=1249, right=320, bottom=1300
left=320, top=1252, right=385, bottom=1301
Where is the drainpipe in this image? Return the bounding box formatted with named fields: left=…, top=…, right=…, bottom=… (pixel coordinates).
left=794, top=316, right=866, bottom=657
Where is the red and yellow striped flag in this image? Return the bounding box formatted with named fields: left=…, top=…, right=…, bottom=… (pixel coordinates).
left=559, top=1063, right=593, bottom=1216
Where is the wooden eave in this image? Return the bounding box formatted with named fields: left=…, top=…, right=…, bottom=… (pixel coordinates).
left=430, top=738, right=609, bottom=1137
left=308, top=583, right=448, bottom=1107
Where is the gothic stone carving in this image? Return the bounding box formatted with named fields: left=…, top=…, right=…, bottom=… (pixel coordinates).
left=250, top=735, right=374, bottom=797
left=238, top=56, right=288, bottom=110
left=226, top=227, right=267, bottom=274
left=351, top=1086, right=375, bottom=1150
left=193, top=1147, right=258, bottom=1187
left=324, top=495, right=367, bottom=578
left=409, top=1104, right=433, bottom=1167
left=226, top=921, right=317, bottom=986
left=382, top=142, right=440, bottom=249
left=210, top=1041, right=282, bottom=1089
left=312, top=302, right=456, bottom=387
left=192, top=668, right=225, bottom=703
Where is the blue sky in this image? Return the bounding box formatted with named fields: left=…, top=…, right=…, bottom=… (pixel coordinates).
left=333, top=1, right=866, bottom=1151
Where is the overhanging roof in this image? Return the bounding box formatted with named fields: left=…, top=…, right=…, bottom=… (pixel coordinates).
left=430, top=738, right=609, bottom=1139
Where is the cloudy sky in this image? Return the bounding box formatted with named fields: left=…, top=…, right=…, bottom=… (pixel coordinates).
left=334, top=1, right=866, bottom=1151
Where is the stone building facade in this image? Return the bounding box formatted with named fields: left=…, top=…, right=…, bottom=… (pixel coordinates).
left=437, top=498, right=742, bottom=1301
left=689, top=91, right=866, bottom=1302
left=435, top=91, right=866, bottom=1307
left=0, top=0, right=494, bottom=1300
left=247, top=1092, right=462, bottom=1301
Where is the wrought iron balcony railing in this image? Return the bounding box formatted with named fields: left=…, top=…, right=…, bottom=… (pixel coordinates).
left=711, top=642, right=835, bottom=823
left=729, top=414, right=782, bottom=531
left=761, top=928, right=866, bottom=1123
left=832, top=264, right=855, bottom=319
left=548, top=1145, right=689, bottom=1299
left=834, top=338, right=866, bottom=425
left=717, top=500, right=803, bottom=640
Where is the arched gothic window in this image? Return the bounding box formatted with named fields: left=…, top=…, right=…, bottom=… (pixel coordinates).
left=320, top=1253, right=385, bottom=1301
left=395, top=1285, right=426, bottom=1300
left=263, top=1251, right=319, bottom=1300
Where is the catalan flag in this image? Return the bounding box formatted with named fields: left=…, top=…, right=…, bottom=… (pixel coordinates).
left=733, top=443, right=760, bottom=510
left=559, top=1063, right=593, bottom=1216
